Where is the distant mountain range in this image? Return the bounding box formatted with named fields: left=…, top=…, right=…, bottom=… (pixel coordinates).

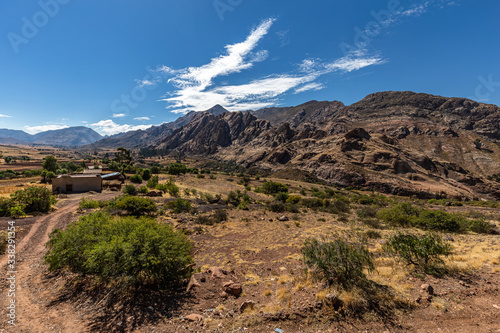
left=0, top=126, right=102, bottom=147
left=90, top=91, right=500, bottom=200
left=4, top=91, right=500, bottom=199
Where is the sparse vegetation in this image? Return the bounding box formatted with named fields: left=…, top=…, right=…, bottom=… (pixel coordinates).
left=384, top=232, right=452, bottom=275
left=302, top=236, right=374, bottom=288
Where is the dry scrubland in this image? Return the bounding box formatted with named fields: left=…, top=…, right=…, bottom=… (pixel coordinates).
left=0, top=167, right=500, bottom=332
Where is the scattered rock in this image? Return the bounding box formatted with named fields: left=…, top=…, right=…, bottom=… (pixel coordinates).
left=209, top=267, right=228, bottom=279
left=415, top=297, right=422, bottom=304
left=186, top=274, right=202, bottom=292
left=223, top=281, right=242, bottom=297
left=421, top=284, right=434, bottom=295
left=220, top=291, right=228, bottom=299
left=426, top=295, right=433, bottom=302
left=240, top=300, right=256, bottom=313
left=185, top=314, right=203, bottom=322
left=278, top=215, right=289, bottom=221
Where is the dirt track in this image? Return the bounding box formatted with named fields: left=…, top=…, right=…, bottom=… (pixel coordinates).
left=0, top=194, right=119, bottom=333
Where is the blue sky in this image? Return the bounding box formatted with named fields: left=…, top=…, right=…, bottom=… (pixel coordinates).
left=0, top=0, right=499, bottom=136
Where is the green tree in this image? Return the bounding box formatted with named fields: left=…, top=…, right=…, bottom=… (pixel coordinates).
left=42, top=156, right=59, bottom=173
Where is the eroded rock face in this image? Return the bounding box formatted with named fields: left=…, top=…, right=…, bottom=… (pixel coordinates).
left=143, top=91, right=500, bottom=200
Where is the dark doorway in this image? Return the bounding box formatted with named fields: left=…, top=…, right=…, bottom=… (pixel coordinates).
left=66, top=184, right=73, bottom=192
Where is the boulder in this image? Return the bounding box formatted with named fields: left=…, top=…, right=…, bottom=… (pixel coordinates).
left=223, top=280, right=242, bottom=297
left=185, top=314, right=203, bottom=322
left=209, top=267, right=228, bottom=279
left=420, top=284, right=434, bottom=295
left=240, top=300, right=256, bottom=313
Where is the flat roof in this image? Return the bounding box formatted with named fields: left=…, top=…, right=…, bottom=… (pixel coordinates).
left=57, top=174, right=101, bottom=178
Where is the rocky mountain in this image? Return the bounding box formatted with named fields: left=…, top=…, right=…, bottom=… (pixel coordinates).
left=147, top=91, right=500, bottom=200
left=0, top=126, right=102, bottom=147
left=88, top=105, right=229, bottom=149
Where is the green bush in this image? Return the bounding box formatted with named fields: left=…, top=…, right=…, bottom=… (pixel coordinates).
left=123, top=184, right=138, bottom=196
left=274, top=192, right=289, bottom=203
left=356, top=206, right=378, bottom=219
left=130, top=174, right=143, bottom=184
left=116, top=196, right=157, bottom=216
left=376, top=202, right=419, bottom=227
left=262, top=181, right=288, bottom=195
left=151, top=166, right=160, bottom=174
left=141, top=169, right=151, bottom=181
left=79, top=198, right=100, bottom=209
left=166, top=198, right=192, bottom=214
left=0, top=197, right=14, bottom=217
left=465, top=218, right=492, bottom=234
left=167, top=163, right=187, bottom=175
left=268, top=201, right=285, bottom=212
left=323, top=199, right=350, bottom=214
left=195, top=209, right=228, bottom=225
left=300, top=197, right=324, bottom=209
left=11, top=186, right=56, bottom=214
left=156, top=178, right=179, bottom=197
left=9, top=204, right=26, bottom=218
left=138, top=186, right=148, bottom=194
left=196, top=174, right=205, bottom=179
left=286, top=195, right=301, bottom=204
left=384, top=232, right=452, bottom=274
left=413, top=210, right=462, bottom=233
left=302, top=236, right=374, bottom=288
left=44, top=212, right=193, bottom=287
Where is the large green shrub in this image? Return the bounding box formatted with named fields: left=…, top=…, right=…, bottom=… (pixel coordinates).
left=116, top=196, right=157, bottom=216
left=0, top=197, right=14, bottom=217
left=413, top=210, right=462, bottom=232
left=147, top=175, right=159, bottom=189
left=302, top=236, right=374, bottom=288
left=11, top=186, right=56, bottom=214
left=167, top=163, right=187, bottom=175
left=262, top=181, right=288, bottom=195
left=376, top=202, right=419, bottom=227
left=384, top=232, right=452, bottom=274
left=44, top=212, right=193, bottom=287
left=130, top=174, right=143, bottom=184
left=122, top=184, right=138, bottom=196
left=166, top=198, right=192, bottom=214
left=141, top=169, right=151, bottom=181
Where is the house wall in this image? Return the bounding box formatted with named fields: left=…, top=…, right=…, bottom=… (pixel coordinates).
left=52, top=176, right=102, bottom=193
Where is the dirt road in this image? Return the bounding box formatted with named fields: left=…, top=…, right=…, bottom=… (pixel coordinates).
left=0, top=195, right=94, bottom=332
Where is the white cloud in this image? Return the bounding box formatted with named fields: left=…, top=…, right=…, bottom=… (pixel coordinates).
left=400, top=2, right=431, bottom=16
left=135, top=79, right=155, bottom=87
left=112, top=113, right=126, bottom=118
left=24, top=125, right=69, bottom=134
left=0, top=114, right=12, bottom=118
left=294, top=82, right=325, bottom=94
left=324, top=54, right=385, bottom=72
left=134, top=116, right=151, bottom=121
left=90, top=119, right=153, bottom=136
left=157, top=17, right=383, bottom=113
left=82, top=121, right=88, bottom=124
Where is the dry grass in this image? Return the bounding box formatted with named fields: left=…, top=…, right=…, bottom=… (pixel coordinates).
left=244, top=272, right=262, bottom=286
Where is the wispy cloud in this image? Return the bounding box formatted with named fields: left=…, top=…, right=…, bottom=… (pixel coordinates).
left=112, top=113, right=126, bottom=118
left=294, top=82, right=325, bottom=94
left=90, top=119, right=153, bottom=136
left=134, top=116, right=150, bottom=121
left=24, top=124, right=69, bottom=134
left=0, top=114, right=12, bottom=118
left=156, top=18, right=382, bottom=113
